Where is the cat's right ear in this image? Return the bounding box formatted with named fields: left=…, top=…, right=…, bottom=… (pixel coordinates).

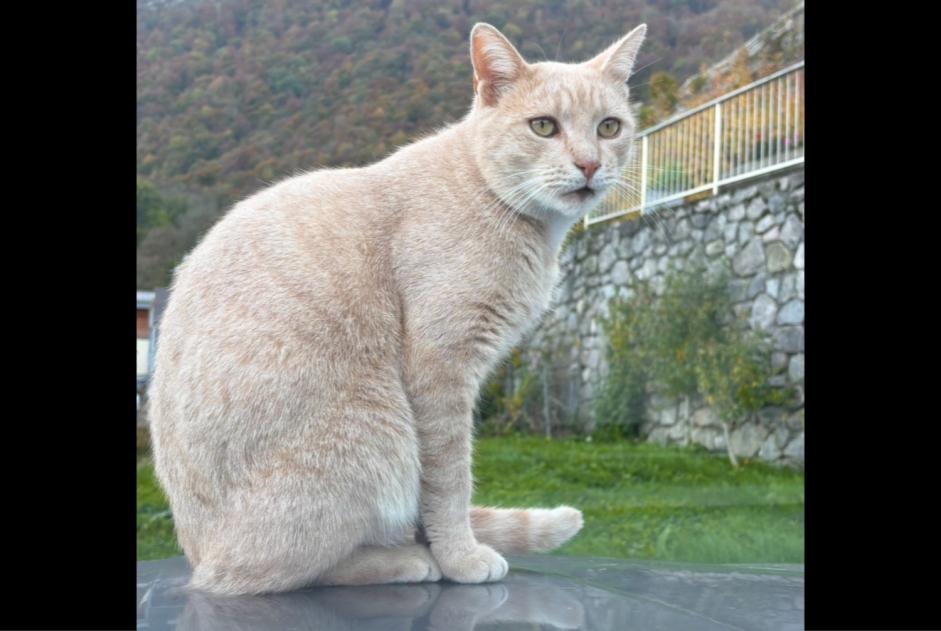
left=470, top=23, right=528, bottom=107
left=586, top=24, right=647, bottom=85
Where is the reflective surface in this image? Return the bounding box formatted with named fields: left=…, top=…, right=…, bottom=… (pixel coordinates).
left=138, top=555, right=803, bottom=630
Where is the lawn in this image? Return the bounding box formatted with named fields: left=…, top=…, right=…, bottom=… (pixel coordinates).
left=137, top=436, right=803, bottom=564
left=137, top=456, right=180, bottom=561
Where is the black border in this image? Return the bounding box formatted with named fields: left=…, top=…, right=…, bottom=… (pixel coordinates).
left=3, top=0, right=136, bottom=628
left=5, top=1, right=938, bottom=629
left=804, top=2, right=939, bottom=629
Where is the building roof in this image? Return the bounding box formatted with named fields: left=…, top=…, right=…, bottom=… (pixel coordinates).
left=137, top=291, right=156, bottom=310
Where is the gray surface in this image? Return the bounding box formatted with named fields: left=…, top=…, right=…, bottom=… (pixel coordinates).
left=138, top=555, right=803, bottom=630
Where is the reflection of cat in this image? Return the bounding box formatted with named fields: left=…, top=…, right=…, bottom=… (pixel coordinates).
left=176, top=579, right=584, bottom=631
left=148, top=21, right=646, bottom=595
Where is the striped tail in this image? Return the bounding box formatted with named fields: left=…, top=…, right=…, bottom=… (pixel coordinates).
left=470, top=505, right=583, bottom=553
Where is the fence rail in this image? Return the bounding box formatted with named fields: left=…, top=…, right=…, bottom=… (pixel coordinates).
left=587, top=61, right=804, bottom=226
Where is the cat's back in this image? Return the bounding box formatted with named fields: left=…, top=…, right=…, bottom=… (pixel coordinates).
left=162, top=167, right=393, bottom=334
left=149, top=166, right=404, bottom=434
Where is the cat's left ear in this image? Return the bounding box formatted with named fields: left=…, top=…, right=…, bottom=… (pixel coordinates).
left=586, top=24, right=647, bottom=85
left=470, top=23, right=528, bottom=107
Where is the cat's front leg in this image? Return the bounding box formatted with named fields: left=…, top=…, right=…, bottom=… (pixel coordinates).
left=407, top=364, right=508, bottom=583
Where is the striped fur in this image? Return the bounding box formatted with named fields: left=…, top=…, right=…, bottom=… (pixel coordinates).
left=471, top=506, right=585, bottom=554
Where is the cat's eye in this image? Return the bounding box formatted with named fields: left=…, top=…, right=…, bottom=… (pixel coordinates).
left=529, top=117, right=558, bottom=138
left=598, top=118, right=621, bottom=138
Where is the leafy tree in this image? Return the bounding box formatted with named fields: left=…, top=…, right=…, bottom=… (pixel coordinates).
left=649, top=71, right=680, bottom=119
left=137, top=179, right=188, bottom=244
left=137, top=0, right=796, bottom=284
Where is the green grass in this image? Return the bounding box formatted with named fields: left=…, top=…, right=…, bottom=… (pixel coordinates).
left=137, top=457, right=181, bottom=560
left=137, top=436, right=803, bottom=564
left=473, top=436, right=803, bottom=564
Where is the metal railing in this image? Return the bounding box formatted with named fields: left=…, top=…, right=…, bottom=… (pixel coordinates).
left=587, top=61, right=804, bottom=226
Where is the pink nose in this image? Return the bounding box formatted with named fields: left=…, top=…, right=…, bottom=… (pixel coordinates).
left=575, top=160, right=600, bottom=183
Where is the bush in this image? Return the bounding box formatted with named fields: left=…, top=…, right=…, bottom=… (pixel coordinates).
left=594, top=264, right=793, bottom=464
left=476, top=348, right=538, bottom=436
left=592, top=284, right=654, bottom=440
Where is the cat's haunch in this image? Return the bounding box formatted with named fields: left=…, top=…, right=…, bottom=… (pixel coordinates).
left=148, top=21, right=645, bottom=596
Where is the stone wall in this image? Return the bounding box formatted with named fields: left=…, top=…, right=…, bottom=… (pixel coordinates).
left=521, top=167, right=804, bottom=466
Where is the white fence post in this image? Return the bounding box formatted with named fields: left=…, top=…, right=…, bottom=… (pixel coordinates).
left=712, top=102, right=722, bottom=195
left=640, top=135, right=648, bottom=214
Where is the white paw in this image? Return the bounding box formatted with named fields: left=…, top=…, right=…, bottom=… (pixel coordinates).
left=395, top=544, right=443, bottom=583
left=433, top=542, right=508, bottom=583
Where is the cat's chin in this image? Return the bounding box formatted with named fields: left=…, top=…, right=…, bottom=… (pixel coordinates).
left=499, top=187, right=603, bottom=229
left=550, top=190, right=605, bottom=220
left=563, top=186, right=597, bottom=204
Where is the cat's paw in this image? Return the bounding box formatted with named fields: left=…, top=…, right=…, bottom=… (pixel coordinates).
left=432, top=541, right=508, bottom=583
left=404, top=544, right=444, bottom=583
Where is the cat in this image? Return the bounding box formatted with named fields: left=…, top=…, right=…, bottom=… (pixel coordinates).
left=148, top=21, right=647, bottom=596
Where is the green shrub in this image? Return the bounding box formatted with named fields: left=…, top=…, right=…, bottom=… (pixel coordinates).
left=477, top=348, right=538, bottom=436
left=593, top=284, right=654, bottom=440
left=594, top=264, right=793, bottom=464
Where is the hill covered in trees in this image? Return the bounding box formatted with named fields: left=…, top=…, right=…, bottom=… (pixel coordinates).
left=137, top=0, right=796, bottom=288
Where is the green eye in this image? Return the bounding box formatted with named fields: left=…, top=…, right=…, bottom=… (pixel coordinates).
left=530, top=117, right=558, bottom=137
left=598, top=118, right=621, bottom=138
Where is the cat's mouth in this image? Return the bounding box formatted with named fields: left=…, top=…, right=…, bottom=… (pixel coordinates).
left=565, top=186, right=596, bottom=202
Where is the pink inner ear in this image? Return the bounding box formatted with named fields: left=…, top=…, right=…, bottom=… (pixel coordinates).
left=471, top=33, right=503, bottom=106
left=472, top=32, right=491, bottom=79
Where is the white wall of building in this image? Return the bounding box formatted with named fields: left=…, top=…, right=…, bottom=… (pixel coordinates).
left=137, top=339, right=150, bottom=377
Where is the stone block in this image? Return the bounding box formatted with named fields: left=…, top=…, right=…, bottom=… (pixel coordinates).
left=777, top=300, right=804, bottom=325
left=598, top=243, right=617, bottom=272
left=706, top=240, right=724, bottom=257
left=692, top=407, right=720, bottom=427
left=780, top=215, right=803, bottom=249
left=746, top=197, right=768, bottom=220
left=730, top=423, right=769, bottom=459
left=756, top=215, right=776, bottom=234
left=759, top=434, right=782, bottom=460
left=733, top=239, right=766, bottom=276
left=768, top=193, right=786, bottom=215
left=774, top=327, right=804, bottom=353
left=611, top=260, right=630, bottom=285
left=733, top=185, right=758, bottom=203
left=766, top=242, right=792, bottom=273
left=762, top=226, right=780, bottom=242
left=788, top=353, right=805, bottom=382
left=729, top=279, right=749, bottom=303
left=691, top=427, right=720, bottom=450
left=783, top=431, right=804, bottom=463
left=750, top=294, right=778, bottom=331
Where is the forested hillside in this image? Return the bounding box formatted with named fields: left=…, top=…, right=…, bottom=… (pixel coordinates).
left=137, top=0, right=795, bottom=288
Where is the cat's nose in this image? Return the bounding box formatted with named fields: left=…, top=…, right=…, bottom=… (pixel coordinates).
left=575, top=160, right=601, bottom=184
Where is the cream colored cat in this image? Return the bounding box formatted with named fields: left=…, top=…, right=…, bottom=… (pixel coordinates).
left=148, top=21, right=646, bottom=596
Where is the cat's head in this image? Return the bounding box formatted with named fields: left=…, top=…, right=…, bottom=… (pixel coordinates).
left=467, top=23, right=647, bottom=224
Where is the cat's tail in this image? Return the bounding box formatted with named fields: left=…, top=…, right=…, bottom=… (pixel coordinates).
left=470, top=505, right=583, bottom=554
